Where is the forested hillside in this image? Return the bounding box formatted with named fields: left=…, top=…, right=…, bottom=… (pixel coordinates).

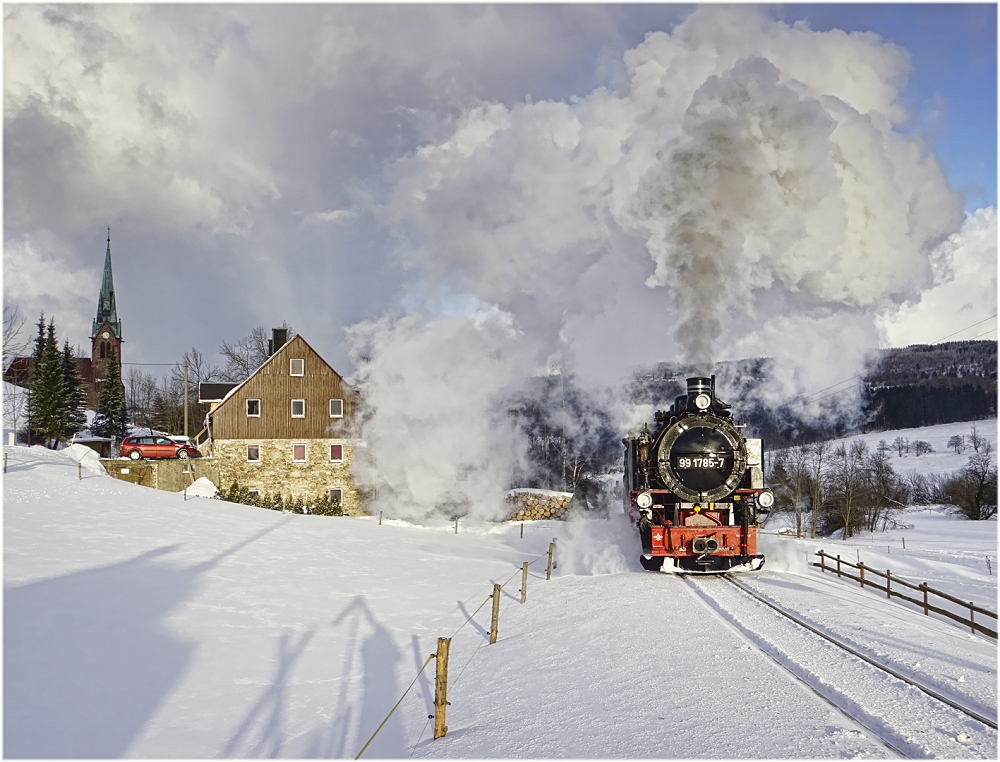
left=864, top=341, right=996, bottom=430
left=627, top=340, right=997, bottom=447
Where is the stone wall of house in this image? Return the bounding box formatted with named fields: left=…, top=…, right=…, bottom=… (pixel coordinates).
left=505, top=489, right=573, bottom=521
left=212, top=438, right=366, bottom=515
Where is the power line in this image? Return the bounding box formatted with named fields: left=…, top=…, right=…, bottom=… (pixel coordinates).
left=791, top=313, right=997, bottom=408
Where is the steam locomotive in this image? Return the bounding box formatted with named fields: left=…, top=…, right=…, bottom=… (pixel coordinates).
left=623, top=376, right=773, bottom=572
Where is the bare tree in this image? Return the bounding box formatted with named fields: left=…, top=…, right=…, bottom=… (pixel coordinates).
left=125, top=366, right=159, bottom=433
left=968, top=422, right=985, bottom=454
left=825, top=439, right=868, bottom=539
left=219, top=323, right=295, bottom=383
left=3, top=303, right=28, bottom=369
left=3, top=304, right=29, bottom=438
left=807, top=440, right=829, bottom=538
left=943, top=442, right=997, bottom=520
left=169, top=347, right=221, bottom=436
left=860, top=446, right=908, bottom=532
left=947, top=435, right=966, bottom=455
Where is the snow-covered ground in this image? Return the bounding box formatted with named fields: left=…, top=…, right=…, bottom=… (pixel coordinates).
left=3, top=421, right=997, bottom=758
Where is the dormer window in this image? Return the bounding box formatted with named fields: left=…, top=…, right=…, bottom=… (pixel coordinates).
left=290, top=358, right=304, bottom=376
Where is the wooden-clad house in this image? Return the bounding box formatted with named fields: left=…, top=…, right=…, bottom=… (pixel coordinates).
left=206, top=331, right=364, bottom=514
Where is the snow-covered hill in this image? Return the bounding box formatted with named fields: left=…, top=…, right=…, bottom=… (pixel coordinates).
left=3, top=429, right=996, bottom=758
left=817, top=418, right=997, bottom=478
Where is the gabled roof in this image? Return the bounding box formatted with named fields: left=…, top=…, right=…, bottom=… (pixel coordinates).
left=208, top=334, right=355, bottom=420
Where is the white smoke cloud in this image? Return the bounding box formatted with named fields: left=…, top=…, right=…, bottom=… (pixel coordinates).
left=352, top=6, right=968, bottom=519
left=878, top=208, right=998, bottom=347
left=345, top=307, right=536, bottom=521
left=557, top=512, right=642, bottom=576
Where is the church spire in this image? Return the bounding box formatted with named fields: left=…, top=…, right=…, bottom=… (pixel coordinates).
left=91, top=228, right=122, bottom=340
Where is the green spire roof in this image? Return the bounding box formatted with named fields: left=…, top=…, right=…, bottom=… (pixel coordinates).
left=92, top=229, right=121, bottom=339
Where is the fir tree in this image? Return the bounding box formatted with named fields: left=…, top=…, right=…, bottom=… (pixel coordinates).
left=60, top=341, right=88, bottom=441
left=92, top=350, right=129, bottom=441
left=26, top=316, right=66, bottom=448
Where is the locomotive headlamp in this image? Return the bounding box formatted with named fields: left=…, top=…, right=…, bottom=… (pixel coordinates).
left=636, top=491, right=654, bottom=509
left=757, top=489, right=775, bottom=508
left=693, top=393, right=711, bottom=411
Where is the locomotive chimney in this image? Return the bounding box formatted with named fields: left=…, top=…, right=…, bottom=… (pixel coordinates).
left=686, top=377, right=712, bottom=398
left=686, top=376, right=714, bottom=412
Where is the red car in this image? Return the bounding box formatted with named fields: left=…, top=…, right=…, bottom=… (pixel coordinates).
left=120, top=435, right=199, bottom=460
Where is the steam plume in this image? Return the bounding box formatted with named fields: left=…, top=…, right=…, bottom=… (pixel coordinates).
left=351, top=6, right=969, bottom=520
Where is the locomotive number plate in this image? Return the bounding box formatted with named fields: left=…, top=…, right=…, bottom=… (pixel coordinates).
left=674, top=455, right=730, bottom=469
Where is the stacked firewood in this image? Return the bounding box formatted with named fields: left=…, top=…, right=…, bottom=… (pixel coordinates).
left=505, top=489, right=573, bottom=521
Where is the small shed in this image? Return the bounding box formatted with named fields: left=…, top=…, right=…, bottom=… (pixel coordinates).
left=71, top=436, right=114, bottom=458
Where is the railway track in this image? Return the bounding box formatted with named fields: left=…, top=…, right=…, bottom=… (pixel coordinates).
left=681, top=573, right=998, bottom=759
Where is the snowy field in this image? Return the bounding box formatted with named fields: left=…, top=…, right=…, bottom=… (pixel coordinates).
left=3, top=421, right=997, bottom=758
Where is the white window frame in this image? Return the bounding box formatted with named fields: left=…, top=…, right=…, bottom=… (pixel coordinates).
left=329, top=443, right=344, bottom=462
left=329, top=488, right=343, bottom=505
left=292, top=443, right=307, bottom=463
left=290, top=358, right=305, bottom=376
left=329, top=398, right=344, bottom=418
left=246, top=398, right=261, bottom=417
left=247, top=444, right=261, bottom=462
left=291, top=399, right=305, bottom=418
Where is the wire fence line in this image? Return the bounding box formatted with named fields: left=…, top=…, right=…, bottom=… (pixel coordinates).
left=358, top=541, right=558, bottom=759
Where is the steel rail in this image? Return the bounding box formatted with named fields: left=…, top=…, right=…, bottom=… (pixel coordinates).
left=722, top=574, right=998, bottom=731
left=678, top=574, right=909, bottom=759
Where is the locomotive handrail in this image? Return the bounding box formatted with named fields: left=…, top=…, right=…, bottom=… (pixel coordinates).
left=813, top=549, right=996, bottom=638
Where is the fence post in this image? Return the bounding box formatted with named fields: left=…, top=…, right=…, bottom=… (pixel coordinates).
left=184, top=488, right=187, bottom=501
left=886, top=569, right=891, bottom=599
left=859, top=562, right=865, bottom=589
left=820, top=551, right=826, bottom=572
left=921, top=582, right=929, bottom=615
left=837, top=555, right=841, bottom=578
left=489, top=584, right=501, bottom=644
left=3, top=451, right=7, bottom=473
left=454, top=518, right=459, bottom=534
left=546, top=542, right=555, bottom=580
left=902, top=537, right=906, bottom=550
left=78, top=462, right=82, bottom=480
left=433, top=637, right=451, bottom=739
left=521, top=562, right=528, bottom=604
left=379, top=510, right=382, bottom=526
left=969, top=603, right=975, bottom=635
left=520, top=522, right=524, bottom=539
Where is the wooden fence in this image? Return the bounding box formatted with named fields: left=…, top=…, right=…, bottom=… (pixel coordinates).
left=813, top=549, right=997, bottom=639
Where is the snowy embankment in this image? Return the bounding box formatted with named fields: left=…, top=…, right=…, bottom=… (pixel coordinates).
left=3, top=429, right=997, bottom=758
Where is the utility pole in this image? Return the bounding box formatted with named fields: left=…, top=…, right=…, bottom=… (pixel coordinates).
left=183, top=360, right=189, bottom=437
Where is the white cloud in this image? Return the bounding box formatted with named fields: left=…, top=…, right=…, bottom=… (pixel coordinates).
left=301, top=209, right=355, bottom=226
left=3, top=233, right=101, bottom=350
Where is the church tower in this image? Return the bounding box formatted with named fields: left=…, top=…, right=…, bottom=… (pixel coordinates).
left=91, top=228, right=123, bottom=393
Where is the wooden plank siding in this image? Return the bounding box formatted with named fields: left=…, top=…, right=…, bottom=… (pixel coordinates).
left=209, top=335, right=359, bottom=441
